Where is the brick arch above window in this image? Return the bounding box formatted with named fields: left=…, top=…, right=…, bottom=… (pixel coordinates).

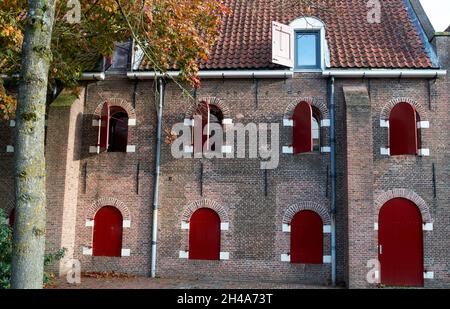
left=94, top=98, right=136, bottom=119
left=186, top=97, right=231, bottom=120
left=380, top=98, right=427, bottom=120
left=283, top=202, right=331, bottom=225
left=374, top=189, right=432, bottom=223
left=182, top=199, right=229, bottom=223
left=284, top=97, right=330, bottom=120
left=87, top=197, right=131, bottom=221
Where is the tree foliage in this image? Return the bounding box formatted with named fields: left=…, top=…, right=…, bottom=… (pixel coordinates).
left=0, top=0, right=230, bottom=119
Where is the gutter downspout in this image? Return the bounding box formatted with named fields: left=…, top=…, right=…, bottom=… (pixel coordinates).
left=329, top=76, right=337, bottom=286
left=151, top=77, right=165, bottom=278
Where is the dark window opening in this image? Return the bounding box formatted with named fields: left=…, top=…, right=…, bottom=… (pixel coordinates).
left=108, top=107, right=129, bottom=152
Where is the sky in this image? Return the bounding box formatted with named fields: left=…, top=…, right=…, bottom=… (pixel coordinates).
left=420, top=0, right=450, bottom=31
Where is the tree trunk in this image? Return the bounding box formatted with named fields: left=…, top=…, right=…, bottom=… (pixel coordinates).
left=11, top=0, right=56, bottom=289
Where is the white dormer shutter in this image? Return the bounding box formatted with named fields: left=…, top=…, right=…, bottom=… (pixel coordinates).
left=272, top=21, right=294, bottom=68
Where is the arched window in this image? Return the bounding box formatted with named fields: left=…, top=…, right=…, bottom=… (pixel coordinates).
left=193, top=102, right=224, bottom=153
left=108, top=107, right=129, bottom=152
left=293, top=102, right=322, bottom=154
left=93, top=206, right=123, bottom=257
left=97, top=103, right=129, bottom=153
left=389, top=103, right=419, bottom=156
left=291, top=210, right=323, bottom=264
left=189, top=208, right=220, bottom=261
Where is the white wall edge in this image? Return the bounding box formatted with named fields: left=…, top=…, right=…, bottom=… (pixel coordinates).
left=123, top=220, right=131, bottom=228
left=126, top=145, right=136, bottom=153
left=220, top=222, right=230, bottom=231
left=222, top=119, right=233, bottom=125
left=380, top=148, right=390, bottom=156
left=321, top=119, right=331, bottom=127
left=128, top=119, right=137, bottom=126
left=121, top=249, right=131, bottom=257
left=85, top=219, right=94, bottom=227
left=184, top=145, right=194, bottom=154
left=179, top=251, right=189, bottom=259
left=423, top=223, right=433, bottom=231
left=89, top=146, right=100, bottom=154
left=282, top=224, right=291, bottom=233
left=220, top=252, right=230, bottom=261
left=184, top=119, right=195, bottom=127
left=282, top=146, right=294, bottom=154
left=222, top=145, right=233, bottom=154
left=374, top=223, right=379, bottom=231
left=321, top=147, right=331, bottom=153
left=281, top=254, right=291, bottom=262
left=283, top=119, right=294, bottom=127
left=9, top=120, right=16, bottom=127
left=323, top=255, right=332, bottom=264
left=92, top=119, right=100, bottom=127
left=380, top=119, right=389, bottom=128
left=419, top=149, right=430, bottom=157
left=181, top=221, right=190, bottom=230
left=424, top=272, right=434, bottom=279
left=323, top=225, right=331, bottom=234
left=417, top=121, right=430, bottom=129
left=6, top=145, right=14, bottom=153
left=82, top=247, right=92, bottom=256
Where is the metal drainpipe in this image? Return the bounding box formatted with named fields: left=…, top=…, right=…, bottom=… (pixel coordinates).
left=151, top=77, right=165, bottom=278
left=329, top=76, right=337, bottom=286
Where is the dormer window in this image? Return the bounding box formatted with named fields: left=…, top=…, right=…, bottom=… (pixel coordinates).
left=295, top=31, right=320, bottom=69
left=272, top=17, right=328, bottom=71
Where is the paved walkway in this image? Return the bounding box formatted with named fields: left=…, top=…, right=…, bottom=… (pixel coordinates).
left=51, top=275, right=335, bottom=289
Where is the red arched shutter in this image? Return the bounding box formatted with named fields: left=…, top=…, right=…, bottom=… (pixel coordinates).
left=193, top=102, right=210, bottom=154
left=293, top=102, right=313, bottom=154
left=291, top=210, right=323, bottom=264
left=389, top=103, right=418, bottom=156
left=379, top=198, right=424, bottom=287
left=9, top=208, right=15, bottom=227
left=93, top=206, right=123, bottom=257
left=98, top=102, right=111, bottom=152
left=189, top=208, right=220, bottom=260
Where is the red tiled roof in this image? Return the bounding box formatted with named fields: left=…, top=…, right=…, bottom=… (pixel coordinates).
left=140, top=0, right=433, bottom=70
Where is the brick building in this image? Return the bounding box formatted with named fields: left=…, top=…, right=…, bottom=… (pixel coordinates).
left=1, top=0, right=449, bottom=288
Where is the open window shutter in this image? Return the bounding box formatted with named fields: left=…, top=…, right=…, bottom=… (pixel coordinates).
left=389, top=103, right=418, bottom=156
left=98, top=102, right=111, bottom=152
left=272, top=21, right=294, bottom=68
left=293, top=102, right=313, bottom=154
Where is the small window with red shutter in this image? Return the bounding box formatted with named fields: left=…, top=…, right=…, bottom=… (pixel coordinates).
left=293, top=102, right=313, bottom=154
left=97, top=103, right=129, bottom=153
left=291, top=210, right=323, bottom=264
left=189, top=208, right=221, bottom=261
left=389, top=102, right=419, bottom=156
left=192, top=102, right=224, bottom=154
left=92, top=206, right=123, bottom=257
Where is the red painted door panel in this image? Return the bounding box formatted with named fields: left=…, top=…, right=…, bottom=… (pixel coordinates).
left=293, top=102, right=313, bottom=154
left=291, top=211, right=323, bottom=264
left=379, top=198, right=424, bottom=287
left=193, top=102, right=210, bottom=154
left=189, top=208, right=220, bottom=260
left=389, top=102, right=418, bottom=156
left=99, top=102, right=111, bottom=152
left=9, top=208, right=15, bottom=227
left=93, top=206, right=123, bottom=257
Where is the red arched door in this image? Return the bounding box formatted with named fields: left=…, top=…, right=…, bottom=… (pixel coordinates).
left=189, top=208, right=220, bottom=260
left=389, top=102, right=418, bottom=156
left=379, top=198, right=424, bottom=287
left=93, top=206, right=123, bottom=257
left=293, top=102, right=313, bottom=154
left=291, top=210, right=323, bottom=264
